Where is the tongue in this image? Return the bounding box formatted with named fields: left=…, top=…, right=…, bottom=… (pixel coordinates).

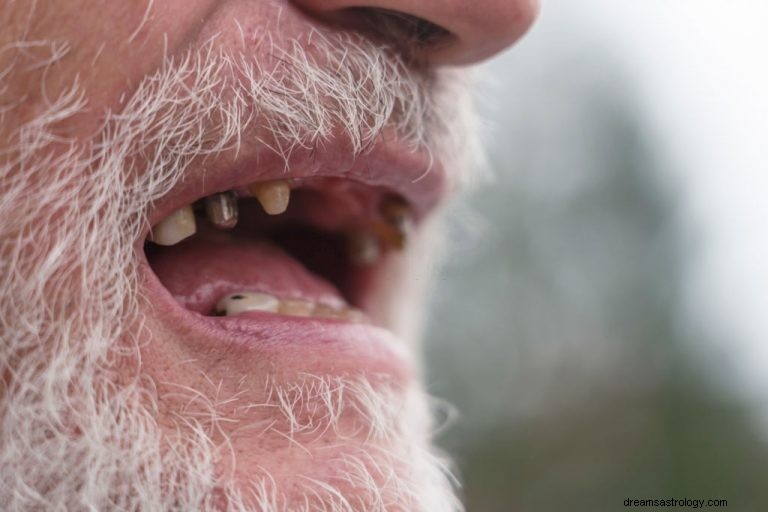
left=147, top=226, right=346, bottom=315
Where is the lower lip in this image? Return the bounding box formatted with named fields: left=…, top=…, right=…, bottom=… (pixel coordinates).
left=137, top=250, right=414, bottom=384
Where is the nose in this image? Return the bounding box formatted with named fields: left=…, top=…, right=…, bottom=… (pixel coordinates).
left=291, top=0, right=539, bottom=65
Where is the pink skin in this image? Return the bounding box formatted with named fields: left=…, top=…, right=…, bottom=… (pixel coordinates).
left=294, top=0, right=540, bottom=64
left=1, top=0, right=538, bottom=498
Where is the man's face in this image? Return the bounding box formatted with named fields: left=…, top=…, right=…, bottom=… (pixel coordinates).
left=0, top=1, right=535, bottom=509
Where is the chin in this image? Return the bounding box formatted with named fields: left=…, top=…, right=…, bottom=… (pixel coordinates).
left=135, top=137, right=459, bottom=508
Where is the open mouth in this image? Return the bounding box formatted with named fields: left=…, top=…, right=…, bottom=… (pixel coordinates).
left=145, top=177, right=412, bottom=324
left=137, top=144, right=446, bottom=380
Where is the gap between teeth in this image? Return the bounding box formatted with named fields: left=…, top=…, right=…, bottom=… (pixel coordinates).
left=147, top=180, right=291, bottom=246
left=215, top=291, right=366, bottom=322
left=147, top=179, right=412, bottom=267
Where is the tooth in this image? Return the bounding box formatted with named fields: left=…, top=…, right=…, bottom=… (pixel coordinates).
left=377, top=195, right=412, bottom=250
left=278, top=298, right=314, bottom=317
left=312, top=303, right=342, bottom=319
left=148, top=205, right=196, bottom=246
left=371, top=220, right=408, bottom=251
left=204, top=191, right=238, bottom=229
left=346, top=230, right=380, bottom=266
left=215, top=292, right=279, bottom=316
left=311, top=304, right=366, bottom=323
left=339, top=308, right=366, bottom=323
left=249, top=180, right=290, bottom=215
left=380, top=195, right=411, bottom=225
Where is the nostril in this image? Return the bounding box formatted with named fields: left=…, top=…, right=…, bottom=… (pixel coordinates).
left=317, top=7, right=456, bottom=62
left=293, top=0, right=538, bottom=65
left=343, top=7, right=454, bottom=50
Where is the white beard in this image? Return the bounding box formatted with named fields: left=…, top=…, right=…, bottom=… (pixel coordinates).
left=0, top=30, right=477, bottom=511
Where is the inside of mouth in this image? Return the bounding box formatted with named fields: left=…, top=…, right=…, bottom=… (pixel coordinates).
left=144, top=178, right=408, bottom=322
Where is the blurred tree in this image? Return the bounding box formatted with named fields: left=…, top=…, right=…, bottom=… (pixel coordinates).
left=424, top=32, right=768, bottom=512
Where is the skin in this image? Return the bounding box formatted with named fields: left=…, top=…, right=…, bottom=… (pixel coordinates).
left=1, top=0, right=538, bottom=508
left=1, top=0, right=538, bottom=133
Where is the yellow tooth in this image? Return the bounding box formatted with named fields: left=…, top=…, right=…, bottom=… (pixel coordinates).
left=312, top=303, right=342, bottom=319
left=249, top=180, right=291, bottom=215
left=346, top=230, right=380, bottom=266
left=371, top=220, right=407, bottom=250
left=380, top=195, right=411, bottom=224
left=204, top=191, right=238, bottom=229
left=339, top=307, right=367, bottom=323
left=310, top=304, right=366, bottom=323
left=148, top=205, right=196, bottom=246
left=377, top=195, right=412, bottom=250
left=278, top=298, right=314, bottom=317
left=215, top=292, right=279, bottom=316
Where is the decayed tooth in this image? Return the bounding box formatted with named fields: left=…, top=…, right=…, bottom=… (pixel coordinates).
left=371, top=220, right=408, bottom=251
left=249, top=180, right=290, bottom=215
left=380, top=195, right=411, bottom=225
left=215, top=292, right=279, bottom=316
left=204, top=191, right=238, bottom=229
left=346, top=230, right=380, bottom=266
left=278, top=298, right=314, bottom=317
left=148, top=205, right=196, bottom=246
left=377, top=195, right=413, bottom=250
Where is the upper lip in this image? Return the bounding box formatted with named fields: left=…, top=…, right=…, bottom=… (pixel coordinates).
left=143, top=135, right=448, bottom=237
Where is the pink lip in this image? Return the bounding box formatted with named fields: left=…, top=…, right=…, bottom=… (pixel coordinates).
left=137, top=136, right=443, bottom=384
left=139, top=257, right=414, bottom=383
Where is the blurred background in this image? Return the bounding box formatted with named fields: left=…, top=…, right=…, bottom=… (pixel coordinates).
left=423, top=2, right=768, bottom=510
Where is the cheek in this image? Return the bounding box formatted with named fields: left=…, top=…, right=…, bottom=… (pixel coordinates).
left=0, top=0, right=216, bottom=143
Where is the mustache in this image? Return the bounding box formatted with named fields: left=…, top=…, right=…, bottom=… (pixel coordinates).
left=118, top=30, right=444, bottom=178
left=0, top=32, right=466, bottom=511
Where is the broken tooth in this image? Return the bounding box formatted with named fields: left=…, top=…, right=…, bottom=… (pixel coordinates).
left=204, top=191, right=238, bottom=229
left=249, top=180, right=290, bottom=215
left=346, top=230, right=381, bottom=266
left=148, top=205, right=196, bottom=246
left=278, top=298, right=315, bottom=317
left=215, top=292, right=279, bottom=316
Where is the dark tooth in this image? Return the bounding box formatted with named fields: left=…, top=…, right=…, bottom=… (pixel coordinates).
left=377, top=195, right=412, bottom=250
left=371, top=220, right=406, bottom=250
left=204, top=191, right=238, bottom=229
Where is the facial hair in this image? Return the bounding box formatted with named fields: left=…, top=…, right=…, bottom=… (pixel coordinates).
left=0, top=28, right=477, bottom=511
